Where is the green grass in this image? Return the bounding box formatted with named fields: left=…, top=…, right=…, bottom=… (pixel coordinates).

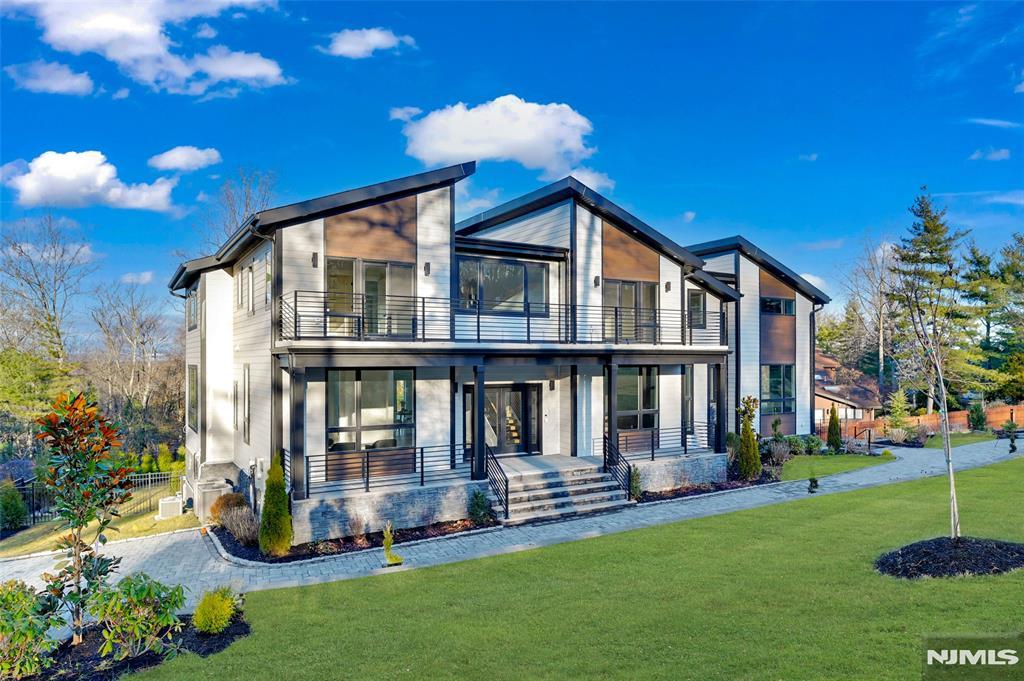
left=134, top=458, right=1024, bottom=681
left=0, top=485, right=199, bottom=558
left=924, top=431, right=996, bottom=449
left=781, top=452, right=895, bottom=481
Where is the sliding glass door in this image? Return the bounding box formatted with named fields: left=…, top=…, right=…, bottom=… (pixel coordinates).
left=603, top=280, right=658, bottom=342
left=324, top=258, right=414, bottom=337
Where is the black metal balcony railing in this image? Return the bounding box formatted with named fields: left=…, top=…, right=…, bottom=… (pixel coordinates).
left=304, top=442, right=472, bottom=496
left=593, top=423, right=714, bottom=462
left=279, top=291, right=727, bottom=346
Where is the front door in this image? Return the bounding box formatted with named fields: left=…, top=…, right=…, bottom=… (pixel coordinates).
left=466, top=384, right=541, bottom=455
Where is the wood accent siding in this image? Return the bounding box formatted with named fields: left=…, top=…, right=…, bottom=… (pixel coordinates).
left=760, top=314, right=796, bottom=364
left=761, top=412, right=796, bottom=435
left=602, top=221, right=659, bottom=282
left=759, top=269, right=795, bottom=298
left=324, top=196, right=416, bottom=263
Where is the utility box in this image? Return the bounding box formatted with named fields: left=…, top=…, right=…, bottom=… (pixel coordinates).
left=157, top=494, right=183, bottom=521
left=194, top=482, right=233, bottom=524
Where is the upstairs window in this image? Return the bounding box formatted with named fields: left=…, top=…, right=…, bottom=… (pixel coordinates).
left=187, top=365, right=198, bottom=432
left=457, top=256, right=549, bottom=315
left=687, top=290, right=706, bottom=329
left=236, top=270, right=243, bottom=309
left=265, top=250, right=273, bottom=307
left=242, top=364, right=251, bottom=444
left=761, top=297, right=795, bottom=315
left=186, top=292, right=198, bottom=330
left=246, top=266, right=255, bottom=315
left=760, top=364, right=795, bottom=414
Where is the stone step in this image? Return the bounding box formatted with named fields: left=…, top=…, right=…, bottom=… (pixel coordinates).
left=497, top=497, right=635, bottom=526
left=502, top=488, right=629, bottom=516
left=493, top=479, right=624, bottom=505
left=505, top=471, right=612, bottom=493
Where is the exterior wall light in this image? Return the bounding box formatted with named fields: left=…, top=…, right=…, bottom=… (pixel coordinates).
left=424, top=262, right=431, bottom=277
left=549, top=380, right=556, bottom=391
left=665, top=281, right=672, bottom=293
left=594, top=276, right=601, bottom=288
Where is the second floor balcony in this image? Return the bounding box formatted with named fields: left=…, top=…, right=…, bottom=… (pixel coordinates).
left=278, top=290, right=726, bottom=347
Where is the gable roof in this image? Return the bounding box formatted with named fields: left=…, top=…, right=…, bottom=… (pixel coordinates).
left=169, top=162, right=475, bottom=292
left=686, top=235, right=831, bottom=305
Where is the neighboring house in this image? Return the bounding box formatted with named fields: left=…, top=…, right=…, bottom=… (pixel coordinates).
left=814, top=351, right=882, bottom=427
left=169, top=164, right=828, bottom=541
left=686, top=236, right=831, bottom=436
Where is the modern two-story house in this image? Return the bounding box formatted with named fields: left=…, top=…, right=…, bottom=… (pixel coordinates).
left=169, top=163, right=828, bottom=543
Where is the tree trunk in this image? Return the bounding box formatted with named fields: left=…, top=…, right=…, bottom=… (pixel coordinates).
left=934, top=367, right=961, bottom=539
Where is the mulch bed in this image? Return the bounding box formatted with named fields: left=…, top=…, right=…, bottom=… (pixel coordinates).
left=213, top=517, right=495, bottom=564
left=637, top=472, right=779, bottom=503
left=39, top=612, right=249, bottom=680
left=875, top=536, right=1024, bottom=579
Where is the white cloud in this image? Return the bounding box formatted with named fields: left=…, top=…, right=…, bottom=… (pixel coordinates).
left=1016, top=70, right=1024, bottom=93
left=798, top=152, right=819, bottom=162
left=454, top=180, right=501, bottom=216
left=190, top=45, right=287, bottom=89
left=3, top=150, right=177, bottom=211
left=800, top=273, right=829, bottom=292
left=568, top=167, right=614, bottom=192
left=121, top=271, right=154, bottom=284
left=148, top=146, right=222, bottom=172
left=968, top=147, right=1011, bottom=161
left=984, top=190, right=1024, bottom=206
left=682, top=211, right=697, bottom=223
left=966, top=117, right=1020, bottom=128
left=322, top=27, right=415, bottom=59
left=4, top=59, right=93, bottom=95
left=388, top=106, right=422, bottom=122
left=195, top=22, right=217, bottom=39
left=4, top=0, right=285, bottom=97
left=112, top=87, right=129, bottom=99
left=802, top=238, right=846, bottom=251
left=400, top=94, right=610, bottom=186
left=196, top=190, right=212, bottom=202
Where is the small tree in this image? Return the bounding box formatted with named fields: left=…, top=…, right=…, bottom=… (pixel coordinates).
left=967, top=403, right=986, bottom=431
left=35, top=393, right=132, bottom=645
left=827, top=404, right=842, bottom=452
left=259, top=454, right=292, bottom=557
left=886, top=389, right=910, bottom=431
left=0, top=480, right=28, bottom=530
left=155, top=444, right=173, bottom=472
left=737, top=396, right=761, bottom=480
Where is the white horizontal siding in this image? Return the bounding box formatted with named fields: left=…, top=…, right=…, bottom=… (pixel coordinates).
left=738, top=254, right=761, bottom=430
left=473, top=200, right=571, bottom=248
left=281, top=218, right=324, bottom=294
left=796, top=293, right=811, bottom=434
left=575, top=204, right=603, bottom=340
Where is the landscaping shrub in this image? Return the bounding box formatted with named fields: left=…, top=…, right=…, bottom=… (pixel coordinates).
left=0, top=480, right=28, bottom=530
left=468, top=489, right=491, bottom=525
left=827, top=404, right=842, bottom=452
left=881, top=449, right=893, bottom=457
left=209, top=492, right=248, bottom=525
left=914, top=425, right=930, bottom=445
left=1004, top=420, right=1018, bottom=453
left=382, top=520, right=403, bottom=566
left=628, top=467, right=641, bottom=499
left=220, top=505, right=259, bottom=546
left=888, top=427, right=909, bottom=445
left=192, top=588, right=236, bottom=635
left=785, top=435, right=804, bottom=457
left=766, top=440, right=791, bottom=467
left=886, top=390, right=910, bottom=431
left=737, top=396, right=761, bottom=480
left=725, top=432, right=741, bottom=459
left=803, top=434, right=823, bottom=455
left=259, top=455, right=292, bottom=557
left=139, top=453, right=155, bottom=474
left=770, top=417, right=784, bottom=442
left=968, top=403, right=986, bottom=431
left=88, top=572, right=184, bottom=660
left=0, top=580, right=60, bottom=679
left=156, top=444, right=174, bottom=473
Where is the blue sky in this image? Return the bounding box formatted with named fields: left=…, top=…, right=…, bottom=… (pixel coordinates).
left=1, top=1, right=1022, bottom=306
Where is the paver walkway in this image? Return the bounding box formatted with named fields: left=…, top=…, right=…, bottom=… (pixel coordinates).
left=1, top=440, right=1016, bottom=609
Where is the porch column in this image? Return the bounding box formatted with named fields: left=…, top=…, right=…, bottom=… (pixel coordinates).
left=715, top=361, right=728, bottom=453
left=570, top=365, right=578, bottom=456
left=472, top=364, right=486, bottom=479
left=289, top=366, right=306, bottom=499
left=607, top=363, right=618, bottom=457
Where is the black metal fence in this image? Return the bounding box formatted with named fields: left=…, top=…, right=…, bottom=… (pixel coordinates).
left=602, top=436, right=633, bottom=499
left=7, top=471, right=177, bottom=529
left=304, top=443, right=472, bottom=496
left=592, top=423, right=714, bottom=462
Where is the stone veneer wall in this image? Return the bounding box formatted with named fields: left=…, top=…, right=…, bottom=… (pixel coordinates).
left=292, top=480, right=490, bottom=544
left=632, top=452, right=728, bottom=493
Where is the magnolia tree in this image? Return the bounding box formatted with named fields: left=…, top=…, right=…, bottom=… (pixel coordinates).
left=36, top=393, right=133, bottom=645
left=887, top=190, right=995, bottom=539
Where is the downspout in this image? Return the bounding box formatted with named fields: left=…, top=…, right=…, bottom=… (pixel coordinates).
left=811, top=302, right=824, bottom=434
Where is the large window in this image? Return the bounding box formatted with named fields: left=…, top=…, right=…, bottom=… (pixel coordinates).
left=683, top=366, right=694, bottom=433
left=761, top=364, right=795, bottom=414
left=187, top=365, right=198, bottom=432
left=603, top=280, right=658, bottom=341
left=326, top=369, right=415, bottom=452
left=761, top=297, right=795, bottom=315
left=614, top=366, right=659, bottom=431
left=687, top=290, right=706, bottom=330
left=325, top=257, right=415, bottom=336
left=457, top=256, right=548, bottom=315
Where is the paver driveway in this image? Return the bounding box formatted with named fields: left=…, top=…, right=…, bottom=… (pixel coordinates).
left=1, top=440, right=1015, bottom=610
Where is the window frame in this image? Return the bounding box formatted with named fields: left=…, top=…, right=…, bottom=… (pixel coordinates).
left=186, top=291, right=198, bottom=331
left=760, top=364, right=796, bottom=414
left=187, top=365, right=199, bottom=433
left=265, top=250, right=273, bottom=308
left=612, top=366, right=659, bottom=432
left=325, top=369, right=416, bottom=452
left=246, top=265, right=255, bottom=315
left=232, top=380, right=239, bottom=431
left=760, top=296, right=796, bottom=316
left=242, top=364, right=251, bottom=444
left=687, top=289, right=707, bottom=330
left=455, top=255, right=549, bottom=317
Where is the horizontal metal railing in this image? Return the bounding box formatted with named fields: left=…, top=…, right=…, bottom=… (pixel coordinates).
left=279, top=290, right=726, bottom=347
left=592, top=423, right=713, bottom=462
left=305, top=442, right=472, bottom=496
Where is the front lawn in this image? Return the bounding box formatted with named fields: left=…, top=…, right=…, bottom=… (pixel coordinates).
left=924, top=431, right=996, bottom=449
left=135, top=457, right=1024, bottom=681
left=780, top=452, right=895, bottom=481
left=0, top=491, right=199, bottom=558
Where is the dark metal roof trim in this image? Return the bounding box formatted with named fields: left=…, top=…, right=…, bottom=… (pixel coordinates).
left=455, top=177, right=705, bottom=270
left=689, top=268, right=741, bottom=302
left=168, top=255, right=223, bottom=292
left=687, top=235, right=832, bottom=304
left=454, top=235, right=569, bottom=260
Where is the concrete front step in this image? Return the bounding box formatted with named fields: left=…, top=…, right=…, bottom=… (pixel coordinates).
left=496, top=497, right=635, bottom=526
left=504, top=488, right=629, bottom=515
left=494, top=479, right=623, bottom=504
left=506, top=471, right=611, bottom=493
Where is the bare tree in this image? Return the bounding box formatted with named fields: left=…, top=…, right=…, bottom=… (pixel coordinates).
left=199, top=168, right=276, bottom=251
left=842, top=239, right=897, bottom=392
left=0, top=213, right=96, bottom=365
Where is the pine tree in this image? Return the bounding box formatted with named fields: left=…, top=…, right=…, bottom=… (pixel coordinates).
left=259, top=454, right=293, bottom=557
left=886, top=389, right=910, bottom=431
left=737, top=396, right=761, bottom=480
left=827, top=404, right=842, bottom=452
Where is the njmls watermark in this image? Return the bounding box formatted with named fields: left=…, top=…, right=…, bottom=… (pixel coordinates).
left=923, top=635, right=1024, bottom=680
